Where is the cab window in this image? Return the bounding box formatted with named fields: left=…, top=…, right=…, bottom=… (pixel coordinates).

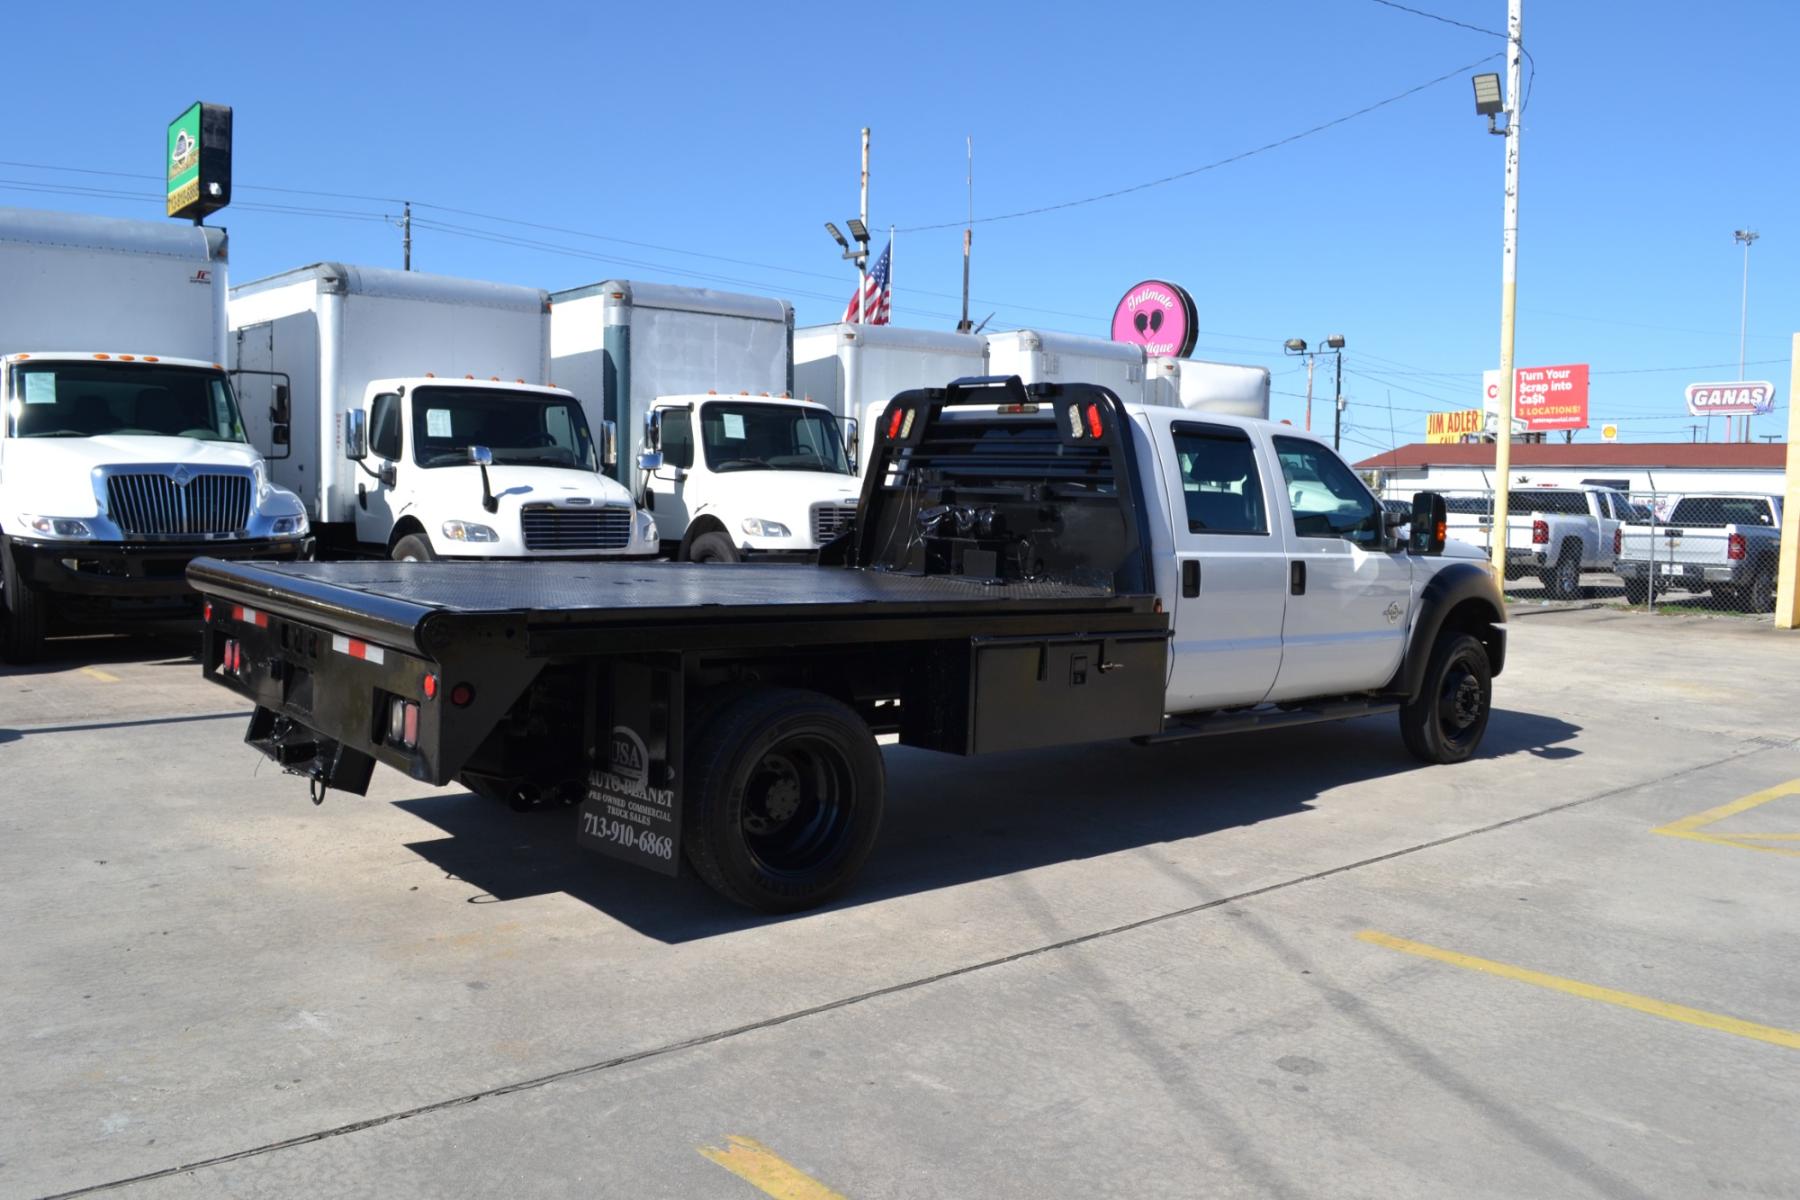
left=660, top=409, right=695, bottom=469
left=1273, top=436, right=1380, bottom=544
left=369, top=392, right=402, bottom=460
left=1171, top=424, right=1268, bottom=535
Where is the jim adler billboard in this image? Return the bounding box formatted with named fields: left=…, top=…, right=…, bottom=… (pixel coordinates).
left=1684, top=381, right=1777, bottom=417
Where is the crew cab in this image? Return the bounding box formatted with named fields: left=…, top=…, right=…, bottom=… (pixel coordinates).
left=1445, top=484, right=1628, bottom=598
left=1615, top=494, right=1782, bottom=610
left=188, top=378, right=1505, bottom=912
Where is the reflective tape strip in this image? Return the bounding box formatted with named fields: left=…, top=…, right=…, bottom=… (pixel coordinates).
left=330, top=634, right=386, bottom=664
left=231, top=605, right=269, bottom=628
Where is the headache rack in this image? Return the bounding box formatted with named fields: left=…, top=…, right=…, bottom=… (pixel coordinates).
left=847, top=377, right=1153, bottom=596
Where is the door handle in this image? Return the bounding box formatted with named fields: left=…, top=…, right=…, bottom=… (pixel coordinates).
left=1290, top=561, right=1306, bottom=595
left=1181, top=559, right=1201, bottom=598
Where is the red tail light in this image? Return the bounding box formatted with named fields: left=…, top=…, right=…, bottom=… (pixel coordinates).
left=1084, top=403, right=1104, bottom=439
left=202, top=600, right=213, bottom=623
left=1728, top=533, right=1747, bottom=561
left=1532, top=520, right=1549, bottom=545
left=1612, top=528, right=1621, bottom=556
left=887, top=408, right=905, bottom=439
left=449, top=682, right=476, bottom=707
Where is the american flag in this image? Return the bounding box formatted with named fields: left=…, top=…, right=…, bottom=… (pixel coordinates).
left=842, top=240, right=892, bottom=325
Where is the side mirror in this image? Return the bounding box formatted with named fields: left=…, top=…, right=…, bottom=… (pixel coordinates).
left=272, top=425, right=290, bottom=447
left=343, top=409, right=368, bottom=461
left=466, top=445, right=494, bottom=467
left=843, top=416, right=860, bottom=470
left=637, top=450, right=665, bottom=473
left=601, top=419, right=618, bottom=469
left=1410, top=492, right=1448, bottom=556
left=378, top=461, right=398, bottom=489
left=271, top=382, right=291, bottom=425
left=643, top=408, right=662, bottom=453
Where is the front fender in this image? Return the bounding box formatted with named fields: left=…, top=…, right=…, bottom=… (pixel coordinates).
left=1392, top=561, right=1507, bottom=698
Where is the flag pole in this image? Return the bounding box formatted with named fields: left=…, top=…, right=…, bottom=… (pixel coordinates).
left=959, top=135, right=973, bottom=332
left=857, top=127, right=869, bottom=325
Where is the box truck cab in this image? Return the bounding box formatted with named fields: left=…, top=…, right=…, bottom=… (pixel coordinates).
left=0, top=209, right=310, bottom=662
left=231, top=264, right=654, bottom=561
left=637, top=392, right=860, bottom=561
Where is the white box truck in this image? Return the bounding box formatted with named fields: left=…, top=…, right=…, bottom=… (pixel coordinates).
left=230, top=264, right=654, bottom=562
left=1145, top=356, right=1271, bottom=418
left=0, top=207, right=311, bottom=661
left=983, top=329, right=1147, bottom=406
left=793, top=323, right=988, bottom=473
left=553, top=280, right=859, bottom=562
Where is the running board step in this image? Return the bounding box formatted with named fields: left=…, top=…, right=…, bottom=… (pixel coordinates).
left=1135, top=699, right=1399, bottom=744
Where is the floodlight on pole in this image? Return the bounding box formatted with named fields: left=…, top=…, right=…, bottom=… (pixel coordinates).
left=1284, top=338, right=1307, bottom=353
left=845, top=218, right=870, bottom=244
left=1325, top=333, right=1346, bottom=351
left=824, top=222, right=848, bottom=250
left=1472, top=73, right=1504, bottom=117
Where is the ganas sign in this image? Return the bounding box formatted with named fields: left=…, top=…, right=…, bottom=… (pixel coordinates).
left=1684, top=381, right=1776, bottom=417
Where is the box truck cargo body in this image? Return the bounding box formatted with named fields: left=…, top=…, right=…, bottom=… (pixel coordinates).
left=983, top=329, right=1147, bottom=406
left=793, top=323, right=988, bottom=467
left=550, top=281, right=792, bottom=492
left=1146, top=356, right=1271, bottom=418
left=0, top=207, right=309, bottom=660
left=231, top=264, right=651, bottom=560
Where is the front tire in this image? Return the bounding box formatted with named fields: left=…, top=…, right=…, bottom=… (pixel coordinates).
left=391, top=534, right=436, bottom=563
left=683, top=687, right=884, bottom=912
left=1400, top=632, right=1493, bottom=764
left=0, top=545, right=48, bottom=664
left=687, top=531, right=740, bottom=564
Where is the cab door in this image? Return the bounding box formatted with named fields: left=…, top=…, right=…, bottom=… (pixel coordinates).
left=1266, top=434, right=1413, bottom=701
left=643, top=405, right=695, bottom=541
left=1160, top=421, right=1287, bottom=712
left=354, top=391, right=403, bottom=545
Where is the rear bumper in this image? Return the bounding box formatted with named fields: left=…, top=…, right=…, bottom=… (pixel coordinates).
left=1615, top=559, right=1739, bottom=586
left=8, top=536, right=313, bottom=601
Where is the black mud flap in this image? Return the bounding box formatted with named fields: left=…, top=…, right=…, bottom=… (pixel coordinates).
left=245, top=706, right=376, bottom=802
left=576, top=661, right=683, bottom=877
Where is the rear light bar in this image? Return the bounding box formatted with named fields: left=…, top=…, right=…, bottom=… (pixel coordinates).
left=1531, top=520, right=1549, bottom=545
left=387, top=697, right=421, bottom=751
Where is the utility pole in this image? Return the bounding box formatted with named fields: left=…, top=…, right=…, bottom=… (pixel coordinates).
left=1735, top=228, right=1758, bottom=441
left=1304, top=354, right=1317, bottom=432
left=402, top=201, right=412, bottom=271
left=958, top=136, right=974, bottom=333
left=1489, top=0, right=1524, bottom=577
left=1333, top=349, right=1346, bottom=451
left=857, top=128, right=870, bottom=325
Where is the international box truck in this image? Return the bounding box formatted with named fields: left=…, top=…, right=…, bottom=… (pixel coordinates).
left=0, top=207, right=310, bottom=662
left=984, top=329, right=1148, bottom=406
left=1145, top=356, right=1271, bottom=418
left=229, top=264, right=654, bottom=562
left=793, top=323, right=988, bottom=474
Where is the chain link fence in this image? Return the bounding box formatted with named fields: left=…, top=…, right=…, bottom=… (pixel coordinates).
left=1381, top=486, right=1783, bottom=618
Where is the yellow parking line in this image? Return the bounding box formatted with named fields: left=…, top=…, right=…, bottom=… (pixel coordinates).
left=80, top=667, right=120, bottom=683
left=697, top=1135, right=848, bottom=1200
left=1651, top=780, right=1800, bottom=858
left=1358, top=930, right=1800, bottom=1051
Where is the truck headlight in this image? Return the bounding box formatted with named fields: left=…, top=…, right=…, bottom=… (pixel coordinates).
left=271, top=514, right=310, bottom=538
left=442, top=520, right=499, bottom=543
left=741, top=518, right=791, bottom=538
left=21, top=515, right=94, bottom=539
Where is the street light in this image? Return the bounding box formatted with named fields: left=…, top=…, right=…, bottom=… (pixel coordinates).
left=1472, top=72, right=1505, bottom=119
left=823, top=218, right=873, bottom=322
left=1283, top=335, right=1348, bottom=448
left=1734, top=228, right=1760, bottom=442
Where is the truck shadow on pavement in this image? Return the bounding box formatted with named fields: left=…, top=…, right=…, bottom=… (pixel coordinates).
left=392, top=706, right=1580, bottom=943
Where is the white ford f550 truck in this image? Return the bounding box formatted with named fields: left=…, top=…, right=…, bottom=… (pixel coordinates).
left=0, top=208, right=310, bottom=662
left=189, top=378, right=1505, bottom=912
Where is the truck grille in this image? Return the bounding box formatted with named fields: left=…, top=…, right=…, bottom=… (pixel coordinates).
left=105, top=471, right=252, bottom=538
left=521, top=505, right=632, bottom=551
left=812, top=503, right=857, bottom=543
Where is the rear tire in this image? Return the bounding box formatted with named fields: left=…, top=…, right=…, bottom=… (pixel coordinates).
left=0, top=545, right=48, bottom=664
left=683, top=687, right=884, bottom=912
left=687, top=531, right=740, bottom=564
left=1548, top=543, right=1582, bottom=599
left=1622, top=577, right=1650, bottom=606
left=1742, top=567, right=1775, bottom=614
left=1400, top=632, right=1492, bottom=765
left=391, top=534, right=435, bottom=563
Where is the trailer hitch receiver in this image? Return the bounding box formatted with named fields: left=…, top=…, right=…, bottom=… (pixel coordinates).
left=245, top=706, right=376, bottom=802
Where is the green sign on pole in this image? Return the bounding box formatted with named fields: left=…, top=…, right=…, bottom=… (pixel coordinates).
left=166, top=101, right=232, bottom=221
left=166, top=103, right=202, bottom=217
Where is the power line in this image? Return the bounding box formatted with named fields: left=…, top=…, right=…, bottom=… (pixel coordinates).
left=896, top=52, right=1502, bottom=231
left=1361, top=0, right=1536, bottom=113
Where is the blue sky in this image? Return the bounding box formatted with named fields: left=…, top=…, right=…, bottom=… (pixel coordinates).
left=5, top=0, right=1795, bottom=456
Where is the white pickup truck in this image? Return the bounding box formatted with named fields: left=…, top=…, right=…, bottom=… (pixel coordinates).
left=1614, top=494, right=1782, bottom=610
left=189, top=378, right=1507, bottom=911
left=1444, top=484, right=1630, bottom=598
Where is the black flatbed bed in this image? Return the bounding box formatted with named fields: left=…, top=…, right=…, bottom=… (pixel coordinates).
left=188, top=559, right=1160, bottom=659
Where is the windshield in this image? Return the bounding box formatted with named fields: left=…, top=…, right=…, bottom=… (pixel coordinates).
left=7, top=362, right=245, bottom=442
left=700, top=402, right=851, bottom=474
left=410, top=387, right=598, bottom=471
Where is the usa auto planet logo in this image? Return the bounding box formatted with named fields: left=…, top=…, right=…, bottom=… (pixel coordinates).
left=609, top=725, right=648, bottom=789
left=170, top=128, right=197, bottom=174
